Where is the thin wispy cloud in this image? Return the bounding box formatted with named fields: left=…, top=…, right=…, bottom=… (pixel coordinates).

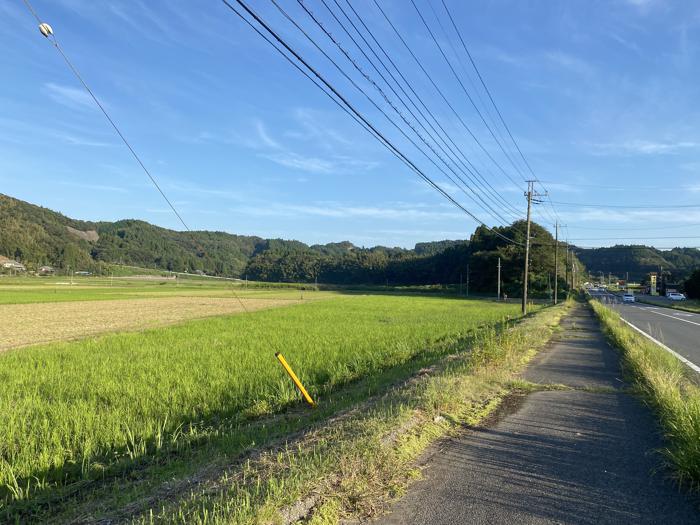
left=585, top=139, right=700, bottom=156
left=233, top=118, right=381, bottom=175
left=544, top=51, right=596, bottom=78
left=622, top=0, right=658, bottom=11
left=561, top=208, right=700, bottom=224
left=43, top=83, right=96, bottom=111
left=255, top=120, right=281, bottom=149
left=56, top=134, right=114, bottom=147
left=235, top=201, right=464, bottom=221
left=59, top=181, right=128, bottom=193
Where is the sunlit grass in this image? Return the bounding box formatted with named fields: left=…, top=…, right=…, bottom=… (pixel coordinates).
left=591, top=300, right=700, bottom=490
left=0, top=278, right=324, bottom=305
left=0, top=294, right=525, bottom=507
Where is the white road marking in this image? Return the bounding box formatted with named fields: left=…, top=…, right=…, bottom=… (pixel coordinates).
left=619, top=318, right=700, bottom=375
left=643, top=308, right=700, bottom=327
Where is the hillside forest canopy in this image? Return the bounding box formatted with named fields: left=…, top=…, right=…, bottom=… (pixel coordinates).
left=7, top=193, right=699, bottom=296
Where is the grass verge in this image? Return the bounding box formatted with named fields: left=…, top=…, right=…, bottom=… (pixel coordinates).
left=129, top=300, right=571, bottom=524
left=635, top=296, right=700, bottom=315
left=590, top=299, right=700, bottom=490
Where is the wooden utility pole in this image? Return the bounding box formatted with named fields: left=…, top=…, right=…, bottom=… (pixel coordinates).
left=554, top=222, right=559, bottom=305
left=522, top=181, right=546, bottom=314
left=522, top=183, right=533, bottom=315
left=466, top=264, right=470, bottom=297
left=497, top=256, right=501, bottom=301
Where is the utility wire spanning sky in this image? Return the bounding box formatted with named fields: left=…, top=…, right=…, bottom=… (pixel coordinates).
left=2, top=0, right=700, bottom=248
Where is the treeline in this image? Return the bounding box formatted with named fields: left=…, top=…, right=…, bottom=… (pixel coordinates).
left=245, top=221, right=582, bottom=296
left=685, top=270, right=700, bottom=299
left=574, top=245, right=700, bottom=282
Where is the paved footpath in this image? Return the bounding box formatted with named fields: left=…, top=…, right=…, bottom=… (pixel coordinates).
left=375, top=303, right=700, bottom=524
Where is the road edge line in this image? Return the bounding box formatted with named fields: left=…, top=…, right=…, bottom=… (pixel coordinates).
left=619, top=318, right=700, bottom=375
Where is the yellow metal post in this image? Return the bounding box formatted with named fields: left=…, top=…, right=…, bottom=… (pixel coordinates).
left=275, top=352, right=316, bottom=407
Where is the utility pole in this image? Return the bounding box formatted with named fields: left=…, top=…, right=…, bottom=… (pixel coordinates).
left=554, top=222, right=559, bottom=305
left=466, top=264, right=470, bottom=297
left=497, top=256, right=501, bottom=301
left=522, top=181, right=546, bottom=315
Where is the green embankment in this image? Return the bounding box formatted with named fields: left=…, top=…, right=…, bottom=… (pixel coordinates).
left=591, top=299, right=700, bottom=490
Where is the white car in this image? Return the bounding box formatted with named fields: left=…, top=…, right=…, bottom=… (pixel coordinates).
left=668, top=292, right=687, bottom=301
left=622, top=293, right=635, bottom=303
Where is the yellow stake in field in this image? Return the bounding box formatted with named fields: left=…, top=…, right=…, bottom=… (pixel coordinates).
left=275, top=352, right=316, bottom=407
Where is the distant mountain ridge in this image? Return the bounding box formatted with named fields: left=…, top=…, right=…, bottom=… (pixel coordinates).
left=574, top=245, right=700, bottom=282
left=4, top=193, right=697, bottom=288
left=0, top=194, right=454, bottom=277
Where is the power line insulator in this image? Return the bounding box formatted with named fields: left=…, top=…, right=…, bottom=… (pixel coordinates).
left=39, top=22, right=53, bottom=37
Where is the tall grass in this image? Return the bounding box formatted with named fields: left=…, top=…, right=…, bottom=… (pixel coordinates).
left=0, top=294, right=524, bottom=505
left=591, top=300, right=700, bottom=489
left=134, top=298, right=570, bottom=524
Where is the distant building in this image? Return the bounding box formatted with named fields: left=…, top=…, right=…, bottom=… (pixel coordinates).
left=0, top=256, right=26, bottom=272
left=648, top=272, right=658, bottom=296
left=38, top=265, right=55, bottom=275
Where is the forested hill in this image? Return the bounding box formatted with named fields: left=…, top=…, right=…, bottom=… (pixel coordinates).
left=0, top=194, right=585, bottom=296
left=0, top=194, right=456, bottom=279
left=0, top=194, right=263, bottom=276
left=574, top=245, right=700, bottom=282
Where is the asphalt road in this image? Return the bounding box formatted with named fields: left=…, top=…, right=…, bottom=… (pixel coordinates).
left=589, top=290, right=700, bottom=371
left=375, top=304, right=700, bottom=524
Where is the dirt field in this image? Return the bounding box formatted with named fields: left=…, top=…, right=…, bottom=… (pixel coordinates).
left=0, top=297, right=299, bottom=350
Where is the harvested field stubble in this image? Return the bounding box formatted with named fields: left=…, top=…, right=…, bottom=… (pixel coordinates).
left=0, top=297, right=298, bottom=350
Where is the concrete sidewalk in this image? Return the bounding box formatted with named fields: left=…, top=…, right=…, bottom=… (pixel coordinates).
left=374, top=303, right=700, bottom=524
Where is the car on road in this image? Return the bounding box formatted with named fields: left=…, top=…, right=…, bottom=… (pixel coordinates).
left=668, top=292, right=687, bottom=301
left=623, top=293, right=635, bottom=303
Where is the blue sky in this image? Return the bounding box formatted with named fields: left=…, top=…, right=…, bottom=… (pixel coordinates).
left=2, top=0, right=700, bottom=248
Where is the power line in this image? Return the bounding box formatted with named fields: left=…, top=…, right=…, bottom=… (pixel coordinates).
left=410, top=0, right=528, bottom=184
left=21, top=0, right=252, bottom=311
left=292, top=0, right=523, bottom=225
left=323, top=0, right=524, bottom=220
left=368, top=0, right=526, bottom=195
left=436, top=0, right=562, bottom=226
left=219, top=0, right=522, bottom=245
left=551, top=201, right=700, bottom=209
left=565, top=222, right=700, bottom=231
left=284, top=0, right=513, bottom=226
left=568, top=236, right=700, bottom=241
left=22, top=0, right=190, bottom=232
